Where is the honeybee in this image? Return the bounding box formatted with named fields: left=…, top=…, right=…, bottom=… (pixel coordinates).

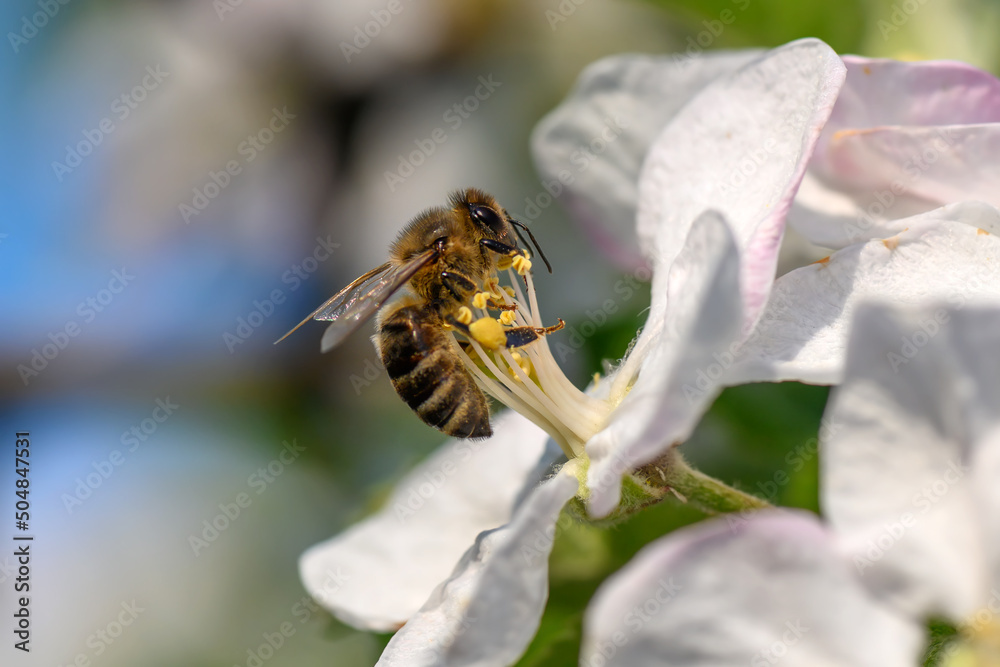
left=276, top=188, right=561, bottom=438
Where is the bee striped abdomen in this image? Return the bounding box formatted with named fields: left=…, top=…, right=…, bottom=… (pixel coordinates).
left=377, top=304, right=492, bottom=439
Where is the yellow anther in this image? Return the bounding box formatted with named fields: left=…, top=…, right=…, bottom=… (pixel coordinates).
left=497, top=256, right=513, bottom=271
left=485, top=278, right=504, bottom=301
left=508, top=351, right=532, bottom=381
left=503, top=287, right=515, bottom=298
left=499, top=310, right=517, bottom=326
left=472, top=292, right=491, bottom=310
left=456, top=306, right=473, bottom=325
left=512, top=254, right=532, bottom=275
left=469, top=317, right=506, bottom=350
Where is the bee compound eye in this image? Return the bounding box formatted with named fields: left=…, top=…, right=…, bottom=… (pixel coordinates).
left=470, top=205, right=507, bottom=235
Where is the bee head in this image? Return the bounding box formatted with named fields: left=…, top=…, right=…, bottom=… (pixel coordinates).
left=469, top=203, right=508, bottom=236
left=453, top=188, right=515, bottom=243
left=451, top=187, right=553, bottom=273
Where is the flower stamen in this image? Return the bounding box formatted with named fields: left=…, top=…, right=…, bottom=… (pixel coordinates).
left=451, top=265, right=612, bottom=458
left=472, top=292, right=491, bottom=310
left=511, top=254, right=532, bottom=275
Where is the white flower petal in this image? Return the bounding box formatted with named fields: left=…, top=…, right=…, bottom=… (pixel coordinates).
left=637, top=38, right=845, bottom=332
left=531, top=50, right=761, bottom=270
left=375, top=463, right=580, bottom=667
left=586, top=211, right=743, bottom=518
left=299, top=411, right=558, bottom=631
left=581, top=511, right=922, bottom=666
left=727, top=209, right=1000, bottom=385
left=822, top=305, right=1000, bottom=620
left=790, top=194, right=1000, bottom=250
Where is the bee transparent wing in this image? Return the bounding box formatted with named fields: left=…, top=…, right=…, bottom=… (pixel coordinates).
left=274, top=249, right=437, bottom=350
left=274, top=263, right=393, bottom=346
left=317, top=250, right=439, bottom=351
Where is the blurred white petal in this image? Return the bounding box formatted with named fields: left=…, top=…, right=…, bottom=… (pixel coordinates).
left=823, top=305, right=1000, bottom=620
left=581, top=511, right=922, bottom=666
left=299, top=411, right=557, bottom=631
left=375, top=462, right=579, bottom=667
left=973, top=427, right=1000, bottom=591
left=531, top=50, right=761, bottom=270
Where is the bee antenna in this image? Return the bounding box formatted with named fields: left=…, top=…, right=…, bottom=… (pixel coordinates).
left=509, top=219, right=552, bottom=273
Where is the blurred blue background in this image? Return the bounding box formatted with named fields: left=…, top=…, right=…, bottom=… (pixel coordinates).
left=2, top=1, right=997, bottom=665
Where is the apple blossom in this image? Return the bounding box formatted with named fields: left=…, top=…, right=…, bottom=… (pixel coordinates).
left=300, top=38, right=1000, bottom=667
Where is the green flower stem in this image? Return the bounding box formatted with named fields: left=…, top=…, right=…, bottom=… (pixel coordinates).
left=635, top=447, right=772, bottom=515
left=568, top=447, right=771, bottom=524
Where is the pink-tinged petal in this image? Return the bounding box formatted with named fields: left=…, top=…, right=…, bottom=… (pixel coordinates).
left=531, top=51, right=762, bottom=271
left=818, top=124, right=1000, bottom=217
left=581, top=511, right=922, bottom=666
left=726, top=210, right=1000, bottom=386
left=822, top=305, right=1000, bottom=620
left=586, top=211, right=743, bottom=518
left=375, top=463, right=580, bottom=667
left=792, top=58, right=1000, bottom=246
left=824, top=57, right=1000, bottom=136
left=299, top=411, right=556, bottom=632
left=637, top=38, right=845, bottom=334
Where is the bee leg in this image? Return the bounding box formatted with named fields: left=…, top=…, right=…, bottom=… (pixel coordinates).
left=535, top=319, right=566, bottom=335
left=449, top=314, right=564, bottom=351
left=440, top=271, right=477, bottom=301
left=480, top=238, right=520, bottom=257
left=446, top=316, right=474, bottom=339
left=503, top=319, right=565, bottom=348
left=503, top=327, right=540, bottom=348
left=482, top=239, right=534, bottom=278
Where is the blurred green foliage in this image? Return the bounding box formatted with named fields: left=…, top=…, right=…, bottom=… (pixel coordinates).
left=642, top=0, right=867, bottom=52
left=922, top=619, right=960, bottom=666
left=644, top=0, right=1000, bottom=71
